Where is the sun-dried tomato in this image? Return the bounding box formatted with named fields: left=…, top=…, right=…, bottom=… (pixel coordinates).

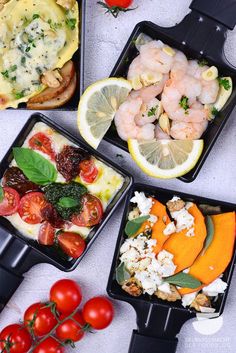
left=56, top=146, right=90, bottom=182
left=2, top=167, right=39, bottom=196
left=41, top=203, right=65, bottom=228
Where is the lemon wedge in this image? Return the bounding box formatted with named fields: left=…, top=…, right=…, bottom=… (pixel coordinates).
left=77, top=78, right=132, bottom=149
left=128, top=139, right=204, bottom=179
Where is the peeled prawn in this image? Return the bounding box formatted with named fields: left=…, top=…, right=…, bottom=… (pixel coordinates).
left=130, top=75, right=168, bottom=103
left=170, top=120, right=208, bottom=140
left=171, top=51, right=188, bottom=80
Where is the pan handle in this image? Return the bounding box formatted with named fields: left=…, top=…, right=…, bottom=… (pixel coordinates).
left=0, top=265, right=24, bottom=313
left=128, top=330, right=178, bottom=353
left=190, top=0, right=236, bottom=30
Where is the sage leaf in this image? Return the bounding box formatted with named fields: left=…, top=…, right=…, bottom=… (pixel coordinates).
left=202, top=216, right=214, bottom=253
left=116, top=262, right=131, bottom=285
left=58, top=197, right=80, bottom=208
left=164, top=272, right=201, bottom=289
left=125, top=215, right=150, bottom=237
left=13, top=147, right=57, bottom=185
left=0, top=186, right=4, bottom=203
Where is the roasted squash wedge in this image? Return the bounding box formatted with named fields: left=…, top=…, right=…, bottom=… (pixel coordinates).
left=179, top=212, right=236, bottom=295
left=163, top=204, right=207, bottom=273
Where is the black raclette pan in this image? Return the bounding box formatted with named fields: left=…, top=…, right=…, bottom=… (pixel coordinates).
left=107, top=183, right=236, bottom=353
left=105, top=0, right=236, bottom=182
left=0, top=113, right=133, bottom=312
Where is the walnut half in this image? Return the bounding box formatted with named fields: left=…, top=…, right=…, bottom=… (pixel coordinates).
left=167, top=198, right=185, bottom=212
left=122, top=277, right=142, bottom=297
left=190, top=294, right=211, bottom=312
left=41, top=70, right=63, bottom=88
left=155, top=285, right=181, bottom=302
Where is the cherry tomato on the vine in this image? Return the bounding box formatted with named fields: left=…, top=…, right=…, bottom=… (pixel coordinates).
left=24, top=302, right=57, bottom=337
left=56, top=312, right=85, bottom=342
left=82, top=296, right=114, bottom=330
left=105, top=0, right=133, bottom=8
left=32, top=337, right=64, bottom=353
left=50, top=279, right=82, bottom=314
left=0, top=324, right=32, bottom=353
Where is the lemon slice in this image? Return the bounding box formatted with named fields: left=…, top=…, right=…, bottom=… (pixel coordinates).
left=128, top=139, right=204, bottom=179
left=78, top=78, right=132, bottom=149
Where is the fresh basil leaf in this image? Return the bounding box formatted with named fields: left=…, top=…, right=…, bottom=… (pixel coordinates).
left=116, top=262, right=131, bottom=285
left=0, top=186, right=4, bottom=203
left=58, top=197, right=80, bottom=208
left=13, top=147, right=57, bottom=185
left=202, top=216, right=214, bottom=253
left=125, top=215, right=150, bottom=237
left=164, top=272, right=202, bottom=289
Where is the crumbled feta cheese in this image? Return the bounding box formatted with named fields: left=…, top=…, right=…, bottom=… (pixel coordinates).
left=149, top=214, right=158, bottom=224
left=120, top=248, right=139, bottom=263
left=183, top=268, right=190, bottom=274
left=185, top=202, right=194, bottom=210
left=120, top=241, right=130, bottom=254
left=171, top=208, right=194, bottom=232
left=130, top=191, right=152, bottom=216
left=170, top=196, right=181, bottom=202
left=138, top=258, right=152, bottom=271
left=186, top=227, right=195, bottom=237
left=135, top=271, right=161, bottom=295
left=158, top=282, right=171, bottom=294
left=157, top=250, right=174, bottom=261
left=163, top=222, right=176, bottom=236
left=157, top=250, right=176, bottom=277
left=126, top=261, right=140, bottom=273
left=202, top=278, right=228, bottom=296
left=182, top=292, right=198, bottom=307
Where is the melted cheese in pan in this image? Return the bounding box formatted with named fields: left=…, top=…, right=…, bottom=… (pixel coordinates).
left=0, top=0, right=79, bottom=109
left=6, top=123, right=124, bottom=240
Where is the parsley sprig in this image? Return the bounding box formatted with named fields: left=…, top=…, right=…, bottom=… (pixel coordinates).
left=218, top=78, right=231, bottom=90
left=179, top=95, right=189, bottom=114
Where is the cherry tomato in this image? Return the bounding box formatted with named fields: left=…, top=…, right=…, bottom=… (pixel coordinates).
left=82, top=297, right=114, bottom=330
left=72, top=194, right=103, bottom=227
left=18, top=192, right=47, bottom=224
left=0, top=324, right=32, bottom=353
left=29, top=132, right=56, bottom=160
left=50, top=279, right=82, bottom=314
left=105, top=0, right=133, bottom=8
left=24, top=302, right=57, bottom=337
left=32, top=337, right=64, bottom=353
left=38, top=222, right=55, bottom=245
left=57, top=232, right=86, bottom=259
left=56, top=312, right=85, bottom=342
left=79, top=160, right=98, bottom=184
left=0, top=187, right=20, bottom=216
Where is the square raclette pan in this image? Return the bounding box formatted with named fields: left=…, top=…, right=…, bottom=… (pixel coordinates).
left=105, top=0, right=236, bottom=182
left=13, top=0, right=86, bottom=111
left=107, top=183, right=236, bottom=353
left=0, top=113, right=133, bottom=312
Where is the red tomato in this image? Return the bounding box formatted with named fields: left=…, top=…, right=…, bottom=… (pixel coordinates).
left=105, top=0, right=133, bottom=8
left=18, top=192, right=47, bottom=224
left=0, top=187, right=20, bottom=216
left=79, top=160, right=98, bottom=184
left=29, top=132, right=56, bottom=160
left=82, top=297, right=114, bottom=330
left=56, top=312, right=85, bottom=342
left=32, top=337, right=64, bottom=353
left=0, top=324, right=32, bottom=353
left=57, top=232, right=86, bottom=259
left=38, top=222, right=55, bottom=245
left=50, top=279, right=82, bottom=314
left=24, top=302, right=57, bottom=337
left=72, top=194, right=103, bottom=227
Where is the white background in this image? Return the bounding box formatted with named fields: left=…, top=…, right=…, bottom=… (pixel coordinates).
left=0, top=0, right=236, bottom=352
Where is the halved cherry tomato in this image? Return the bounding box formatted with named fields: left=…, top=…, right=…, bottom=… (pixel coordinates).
left=38, top=222, right=55, bottom=245
left=50, top=279, right=82, bottom=314
left=82, top=297, right=114, bottom=330
left=56, top=312, right=85, bottom=342
left=57, top=232, right=86, bottom=259
left=32, top=337, right=64, bottom=353
left=105, top=0, right=133, bottom=8
left=0, top=324, right=32, bottom=353
left=18, top=192, right=47, bottom=224
left=79, top=159, right=98, bottom=184
left=0, top=187, right=20, bottom=216
left=24, top=302, right=57, bottom=337
left=72, top=194, right=103, bottom=227
left=29, top=132, right=56, bottom=160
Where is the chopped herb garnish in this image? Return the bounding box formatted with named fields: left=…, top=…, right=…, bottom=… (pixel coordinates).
left=11, top=76, right=17, bottom=82
left=36, top=67, right=42, bottom=75
left=14, top=91, right=25, bottom=99
left=211, top=107, right=219, bottom=116
left=10, top=65, right=17, bottom=72
left=198, top=58, right=208, bottom=67
left=47, top=19, right=62, bottom=30
left=21, top=56, right=26, bottom=65
left=65, top=18, right=77, bottom=30
left=25, top=46, right=31, bottom=52
left=1, top=70, right=9, bottom=79
left=32, top=13, right=40, bottom=20
left=218, top=77, right=231, bottom=90
left=179, top=95, right=189, bottom=113
left=147, top=106, right=157, bottom=117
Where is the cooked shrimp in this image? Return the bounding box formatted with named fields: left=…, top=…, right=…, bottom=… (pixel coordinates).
left=135, top=98, right=161, bottom=126
left=187, top=60, right=219, bottom=104
left=139, top=40, right=175, bottom=74
left=114, top=97, right=155, bottom=141
left=162, top=77, right=208, bottom=123
left=130, top=75, right=168, bottom=103
left=155, top=125, right=171, bottom=140
left=170, top=120, right=208, bottom=140
left=171, top=51, right=188, bottom=80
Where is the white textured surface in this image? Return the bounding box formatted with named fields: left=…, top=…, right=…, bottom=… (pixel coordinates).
left=0, top=0, right=236, bottom=352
